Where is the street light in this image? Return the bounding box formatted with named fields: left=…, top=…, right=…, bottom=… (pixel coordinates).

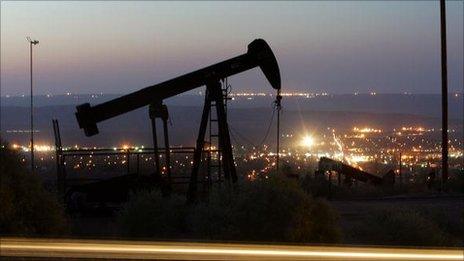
left=26, top=37, right=39, bottom=172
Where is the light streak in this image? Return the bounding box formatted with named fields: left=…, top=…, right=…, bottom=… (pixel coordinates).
left=1, top=238, right=462, bottom=260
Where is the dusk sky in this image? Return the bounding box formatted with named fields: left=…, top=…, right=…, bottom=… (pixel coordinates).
left=1, top=1, right=463, bottom=96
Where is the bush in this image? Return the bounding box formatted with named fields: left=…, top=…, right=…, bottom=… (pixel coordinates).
left=0, top=146, right=68, bottom=236
left=118, top=190, right=189, bottom=238
left=447, top=170, right=464, bottom=193
left=350, top=206, right=457, bottom=247
left=415, top=206, right=463, bottom=246
left=118, top=177, right=342, bottom=243
left=190, top=177, right=341, bottom=243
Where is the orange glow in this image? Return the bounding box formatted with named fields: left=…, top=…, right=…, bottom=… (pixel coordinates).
left=352, top=127, right=382, bottom=133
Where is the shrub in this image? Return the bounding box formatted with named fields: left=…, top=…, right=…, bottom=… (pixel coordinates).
left=118, top=190, right=189, bottom=238
left=189, top=177, right=341, bottom=243
left=415, top=206, right=463, bottom=246
left=118, top=177, right=342, bottom=243
left=447, top=170, right=464, bottom=193
left=0, top=145, right=68, bottom=236
left=350, top=206, right=456, bottom=247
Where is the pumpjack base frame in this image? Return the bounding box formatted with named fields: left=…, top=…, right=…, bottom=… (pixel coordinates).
left=187, top=81, right=238, bottom=202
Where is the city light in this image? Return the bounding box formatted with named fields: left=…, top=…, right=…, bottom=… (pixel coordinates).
left=353, top=127, right=382, bottom=133
left=11, top=143, right=54, bottom=152
left=300, top=135, right=315, bottom=148
left=7, top=124, right=463, bottom=178
left=350, top=155, right=370, bottom=163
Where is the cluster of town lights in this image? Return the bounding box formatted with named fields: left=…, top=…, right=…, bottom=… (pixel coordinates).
left=11, top=143, right=54, bottom=152
left=352, top=127, right=382, bottom=133
left=8, top=124, right=463, bottom=178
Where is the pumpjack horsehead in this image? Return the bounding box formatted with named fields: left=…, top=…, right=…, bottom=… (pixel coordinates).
left=75, top=39, right=281, bottom=202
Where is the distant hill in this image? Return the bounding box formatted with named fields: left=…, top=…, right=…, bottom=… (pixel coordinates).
left=1, top=93, right=462, bottom=119
left=1, top=103, right=461, bottom=147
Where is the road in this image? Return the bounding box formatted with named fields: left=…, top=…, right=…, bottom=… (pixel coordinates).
left=1, top=237, right=462, bottom=260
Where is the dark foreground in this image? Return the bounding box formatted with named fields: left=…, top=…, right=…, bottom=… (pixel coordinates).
left=67, top=195, right=463, bottom=246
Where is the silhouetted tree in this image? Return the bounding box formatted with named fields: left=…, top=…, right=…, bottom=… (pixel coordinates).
left=0, top=144, right=68, bottom=235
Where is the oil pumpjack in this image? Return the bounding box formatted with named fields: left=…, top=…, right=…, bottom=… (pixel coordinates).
left=75, top=39, right=281, bottom=201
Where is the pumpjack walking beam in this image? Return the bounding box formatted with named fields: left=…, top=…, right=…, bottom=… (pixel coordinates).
left=75, top=39, right=280, bottom=137
left=75, top=39, right=281, bottom=199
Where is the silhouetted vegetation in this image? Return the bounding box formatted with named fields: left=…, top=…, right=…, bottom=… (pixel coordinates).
left=348, top=206, right=461, bottom=247
left=118, top=177, right=341, bottom=243
left=118, top=190, right=189, bottom=238
left=447, top=169, right=464, bottom=193
left=0, top=145, right=68, bottom=236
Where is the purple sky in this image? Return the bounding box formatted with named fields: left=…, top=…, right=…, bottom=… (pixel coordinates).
left=1, top=1, right=463, bottom=96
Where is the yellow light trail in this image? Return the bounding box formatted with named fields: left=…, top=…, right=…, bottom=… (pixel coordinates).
left=1, top=238, right=462, bottom=260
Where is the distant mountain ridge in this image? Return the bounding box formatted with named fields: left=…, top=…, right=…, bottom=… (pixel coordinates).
left=1, top=104, right=461, bottom=147
left=1, top=93, right=462, bottom=120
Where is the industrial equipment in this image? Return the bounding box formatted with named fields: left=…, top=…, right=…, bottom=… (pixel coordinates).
left=316, top=157, right=395, bottom=186
left=75, top=39, right=281, bottom=201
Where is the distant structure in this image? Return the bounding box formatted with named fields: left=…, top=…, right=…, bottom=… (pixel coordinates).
left=26, top=37, right=39, bottom=172
left=74, top=39, right=281, bottom=202
left=316, top=157, right=395, bottom=187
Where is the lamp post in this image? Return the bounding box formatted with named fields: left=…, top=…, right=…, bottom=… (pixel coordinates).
left=27, top=37, right=39, bottom=172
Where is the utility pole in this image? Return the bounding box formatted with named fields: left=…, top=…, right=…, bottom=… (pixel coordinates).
left=27, top=37, right=39, bottom=173
left=399, top=151, right=402, bottom=185
left=275, top=90, right=282, bottom=173
left=439, top=0, right=448, bottom=187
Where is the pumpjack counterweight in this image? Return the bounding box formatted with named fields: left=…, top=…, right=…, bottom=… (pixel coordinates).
left=75, top=39, right=281, bottom=201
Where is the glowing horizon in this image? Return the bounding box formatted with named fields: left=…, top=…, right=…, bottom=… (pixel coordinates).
left=1, top=1, right=463, bottom=96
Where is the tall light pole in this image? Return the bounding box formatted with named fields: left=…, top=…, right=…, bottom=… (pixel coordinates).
left=439, top=0, right=448, bottom=187
left=27, top=37, right=39, bottom=172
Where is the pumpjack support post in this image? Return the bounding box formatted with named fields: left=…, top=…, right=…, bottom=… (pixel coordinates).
left=149, top=101, right=172, bottom=192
